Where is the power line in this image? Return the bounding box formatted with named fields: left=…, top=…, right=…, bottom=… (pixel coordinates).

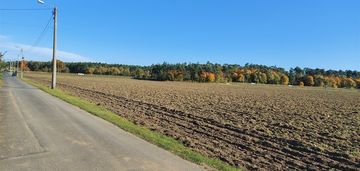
left=26, top=13, right=53, bottom=53
left=0, top=8, right=52, bottom=11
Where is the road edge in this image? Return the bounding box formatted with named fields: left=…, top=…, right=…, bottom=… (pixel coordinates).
left=22, top=78, right=242, bottom=171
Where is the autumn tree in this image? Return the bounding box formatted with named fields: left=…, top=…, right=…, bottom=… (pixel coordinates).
left=110, top=67, right=121, bottom=75
left=280, top=74, right=289, bottom=85
left=340, top=78, right=356, bottom=88
left=237, top=74, right=245, bottom=82
left=314, top=75, right=324, bottom=87
left=334, top=77, right=341, bottom=87
left=355, top=79, right=360, bottom=89
left=267, top=71, right=281, bottom=84
left=20, top=60, right=30, bottom=71
left=56, top=60, right=66, bottom=72
left=122, top=67, right=131, bottom=76
left=199, top=71, right=207, bottom=82
left=324, top=77, right=337, bottom=88
left=299, top=81, right=304, bottom=87
left=274, top=72, right=281, bottom=84
left=14, top=61, right=360, bottom=89
left=166, top=70, right=183, bottom=81
left=305, top=75, right=315, bottom=86
left=94, top=66, right=108, bottom=75
left=85, top=67, right=95, bottom=74
left=206, top=73, right=216, bottom=82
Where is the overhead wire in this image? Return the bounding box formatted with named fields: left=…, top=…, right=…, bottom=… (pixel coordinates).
left=1, top=7, right=55, bottom=58
left=0, top=8, right=52, bottom=11
left=26, top=13, right=54, bottom=53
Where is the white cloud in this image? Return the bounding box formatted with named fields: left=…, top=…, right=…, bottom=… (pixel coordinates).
left=0, top=35, right=93, bottom=62
left=0, top=35, right=8, bottom=40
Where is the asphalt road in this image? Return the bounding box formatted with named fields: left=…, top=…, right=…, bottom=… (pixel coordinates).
left=0, top=73, right=203, bottom=171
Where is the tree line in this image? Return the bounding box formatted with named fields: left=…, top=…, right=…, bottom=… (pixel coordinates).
left=13, top=60, right=360, bottom=89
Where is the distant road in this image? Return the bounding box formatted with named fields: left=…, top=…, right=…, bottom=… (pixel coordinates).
left=0, top=73, right=203, bottom=171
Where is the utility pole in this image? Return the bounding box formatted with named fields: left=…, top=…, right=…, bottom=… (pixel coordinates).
left=16, top=54, right=19, bottom=76
left=20, top=48, right=23, bottom=78
left=21, top=56, right=24, bottom=79
left=51, top=7, right=57, bottom=89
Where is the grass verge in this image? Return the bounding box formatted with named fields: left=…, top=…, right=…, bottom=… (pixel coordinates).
left=22, top=78, right=241, bottom=171
left=0, top=72, right=3, bottom=87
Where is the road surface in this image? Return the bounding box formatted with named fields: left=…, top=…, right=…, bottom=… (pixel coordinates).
left=0, top=73, right=204, bottom=171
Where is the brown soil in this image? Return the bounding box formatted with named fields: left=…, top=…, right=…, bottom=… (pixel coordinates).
left=25, top=72, right=360, bottom=170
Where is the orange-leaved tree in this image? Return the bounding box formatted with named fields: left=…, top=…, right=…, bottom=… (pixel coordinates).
left=206, top=73, right=216, bottom=82
left=199, top=71, right=207, bottom=82
left=323, top=76, right=337, bottom=88
left=20, top=60, right=30, bottom=71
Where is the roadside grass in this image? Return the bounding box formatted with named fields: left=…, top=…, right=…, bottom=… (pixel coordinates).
left=22, top=78, right=241, bottom=171
left=0, top=72, right=3, bottom=87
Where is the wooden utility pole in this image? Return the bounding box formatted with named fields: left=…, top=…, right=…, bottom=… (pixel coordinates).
left=16, top=54, right=19, bottom=75
left=51, top=7, right=57, bottom=89
left=20, top=49, right=23, bottom=78
left=21, top=57, right=24, bottom=79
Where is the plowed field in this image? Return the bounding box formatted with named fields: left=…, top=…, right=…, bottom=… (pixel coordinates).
left=25, top=72, right=360, bottom=170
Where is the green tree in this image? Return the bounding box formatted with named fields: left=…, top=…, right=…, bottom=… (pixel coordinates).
left=122, top=67, right=131, bottom=76
left=143, top=70, right=151, bottom=78
left=135, top=68, right=144, bottom=78
left=259, top=72, right=267, bottom=84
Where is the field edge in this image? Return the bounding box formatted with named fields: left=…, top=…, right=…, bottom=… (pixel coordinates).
left=22, top=78, right=242, bottom=171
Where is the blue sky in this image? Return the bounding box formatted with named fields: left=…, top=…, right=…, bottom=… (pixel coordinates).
left=0, top=0, right=359, bottom=70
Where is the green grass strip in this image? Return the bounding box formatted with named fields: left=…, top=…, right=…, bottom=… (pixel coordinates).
left=22, top=78, right=241, bottom=171
left=0, top=72, right=3, bottom=87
